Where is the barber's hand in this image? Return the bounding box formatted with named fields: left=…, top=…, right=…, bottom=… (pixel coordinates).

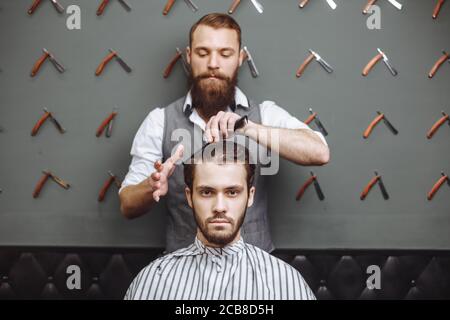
left=148, top=144, right=184, bottom=202
left=205, top=111, right=243, bottom=143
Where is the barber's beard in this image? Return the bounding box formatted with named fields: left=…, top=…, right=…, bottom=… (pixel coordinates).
left=190, top=68, right=238, bottom=120
left=192, top=201, right=247, bottom=247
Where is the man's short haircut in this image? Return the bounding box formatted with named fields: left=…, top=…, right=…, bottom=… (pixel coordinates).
left=189, top=13, right=242, bottom=49
left=183, top=141, right=255, bottom=192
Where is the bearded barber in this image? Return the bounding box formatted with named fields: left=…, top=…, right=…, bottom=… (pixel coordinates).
left=119, top=13, right=330, bottom=253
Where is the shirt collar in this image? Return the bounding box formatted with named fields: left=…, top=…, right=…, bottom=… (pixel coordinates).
left=193, top=236, right=246, bottom=257
left=183, top=86, right=249, bottom=114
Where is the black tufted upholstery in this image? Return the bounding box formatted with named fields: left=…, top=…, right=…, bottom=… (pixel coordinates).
left=1, top=247, right=449, bottom=300
left=277, top=251, right=450, bottom=300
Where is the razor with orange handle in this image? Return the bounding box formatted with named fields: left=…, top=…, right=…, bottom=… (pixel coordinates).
left=31, top=111, right=51, bottom=136
left=363, top=48, right=397, bottom=77
left=33, top=171, right=51, bottom=198
left=31, top=108, right=66, bottom=136
left=428, top=50, right=450, bottom=78
left=30, top=48, right=65, bottom=77
left=96, top=50, right=116, bottom=76
left=28, top=0, right=43, bottom=15
left=105, top=114, right=115, bottom=138
left=96, top=109, right=118, bottom=137
left=228, top=0, right=263, bottom=14
left=433, top=0, right=446, bottom=19
left=96, top=0, right=131, bottom=16
left=363, top=0, right=377, bottom=14
left=304, top=110, right=316, bottom=125
left=33, top=170, right=70, bottom=198
left=98, top=176, right=115, bottom=202
left=163, top=0, right=176, bottom=14
left=96, top=0, right=110, bottom=15
left=163, top=48, right=190, bottom=78
left=363, top=111, right=398, bottom=139
left=31, top=50, right=50, bottom=77
left=304, top=108, right=328, bottom=136
left=362, top=52, right=383, bottom=76
left=163, top=0, right=197, bottom=15
left=28, top=0, right=64, bottom=15
left=296, top=53, right=315, bottom=78
left=95, top=49, right=132, bottom=76
left=427, top=111, right=449, bottom=139
left=299, top=0, right=337, bottom=9
left=363, top=0, right=402, bottom=14
left=427, top=172, right=450, bottom=200
left=360, top=171, right=389, bottom=200
left=163, top=50, right=182, bottom=78
left=299, top=0, right=310, bottom=8
left=228, top=0, right=241, bottom=13
left=296, top=49, right=333, bottom=78
left=98, top=171, right=121, bottom=202
left=296, top=171, right=324, bottom=202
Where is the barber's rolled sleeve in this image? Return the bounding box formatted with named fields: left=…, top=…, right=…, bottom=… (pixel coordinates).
left=119, top=108, right=165, bottom=194
left=259, top=101, right=328, bottom=146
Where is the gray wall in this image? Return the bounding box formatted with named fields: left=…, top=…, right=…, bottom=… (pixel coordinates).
left=0, top=0, right=449, bottom=249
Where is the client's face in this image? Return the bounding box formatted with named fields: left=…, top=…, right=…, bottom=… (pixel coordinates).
left=186, top=162, right=255, bottom=247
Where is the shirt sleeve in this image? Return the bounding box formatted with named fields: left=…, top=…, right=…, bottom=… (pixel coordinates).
left=124, top=261, right=158, bottom=300
left=259, top=100, right=328, bottom=146
left=119, top=107, right=165, bottom=194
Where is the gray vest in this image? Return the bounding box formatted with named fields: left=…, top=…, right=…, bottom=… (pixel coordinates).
left=161, top=96, right=274, bottom=253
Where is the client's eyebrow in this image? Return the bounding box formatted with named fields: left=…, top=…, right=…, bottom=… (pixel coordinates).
left=196, top=185, right=215, bottom=192
left=196, top=185, right=244, bottom=191
left=224, top=185, right=244, bottom=191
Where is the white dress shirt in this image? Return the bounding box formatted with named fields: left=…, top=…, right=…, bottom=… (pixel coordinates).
left=120, top=87, right=327, bottom=192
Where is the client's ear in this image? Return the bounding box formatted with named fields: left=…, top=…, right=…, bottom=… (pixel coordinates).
left=247, top=186, right=255, bottom=207
left=185, top=187, right=193, bottom=208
